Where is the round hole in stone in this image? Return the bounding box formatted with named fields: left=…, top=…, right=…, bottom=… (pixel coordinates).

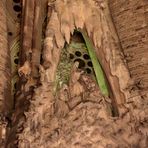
left=40, top=54, right=43, bottom=64
left=13, top=0, right=20, bottom=3
left=13, top=5, right=21, bottom=12
left=17, top=52, right=19, bottom=56
left=14, top=58, right=19, bottom=64
left=87, top=61, right=93, bottom=67
left=75, top=51, right=82, bottom=57
left=8, top=32, right=13, bottom=36
left=74, top=58, right=85, bottom=68
left=17, top=13, right=21, bottom=18
left=83, top=54, right=90, bottom=60
left=86, top=68, right=92, bottom=74
left=14, top=82, right=17, bottom=89
left=69, top=53, right=74, bottom=59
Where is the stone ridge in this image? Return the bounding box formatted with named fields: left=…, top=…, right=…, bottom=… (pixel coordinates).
left=109, top=0, right=148, bottom=96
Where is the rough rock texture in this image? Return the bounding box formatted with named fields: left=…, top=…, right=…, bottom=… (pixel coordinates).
left=0, top=0, right=12, bottom=115
left=109, top=0, right=148, bottom=97
left=2, top=0, right=148, bottom=147
left=0, top=0, right=12, bottom=147
left=18, top=64, right=148, bottom=148
left=16, top=0, right=148, bottom=148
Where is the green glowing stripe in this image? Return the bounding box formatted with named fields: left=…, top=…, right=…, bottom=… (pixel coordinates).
left=78, top=29, right=109, bottom=96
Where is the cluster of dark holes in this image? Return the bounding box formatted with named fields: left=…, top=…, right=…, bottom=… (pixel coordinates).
left=69, top=51, right=93, bottom=74
left=11, top=0, right=21, bottom=79
left=7, top=1, right=22, bottom=94
left=8, top=0, right=22, bottom=37
left=13, top=0, right=22, bottom=18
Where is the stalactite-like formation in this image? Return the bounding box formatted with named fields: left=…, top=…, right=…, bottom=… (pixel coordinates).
left=3, top=0, right=148, bottom=147
left=16, top=0, right=147, bottom=147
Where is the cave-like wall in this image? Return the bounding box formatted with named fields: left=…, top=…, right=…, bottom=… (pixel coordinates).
left=109, top=0, right=148, bottom=97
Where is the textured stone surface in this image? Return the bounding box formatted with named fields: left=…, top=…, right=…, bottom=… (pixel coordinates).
left=4, top=0, right=148, bottom=147
left=109, top=0, right=148, bottom=97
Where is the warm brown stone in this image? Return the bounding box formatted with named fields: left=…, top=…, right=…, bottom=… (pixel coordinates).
left=109, top=0, right=148, bottom=97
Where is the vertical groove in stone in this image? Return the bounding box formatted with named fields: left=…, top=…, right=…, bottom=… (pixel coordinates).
left=0, top=0, right=12, bottom=115
left=109, top=0, right=148, bottom=96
